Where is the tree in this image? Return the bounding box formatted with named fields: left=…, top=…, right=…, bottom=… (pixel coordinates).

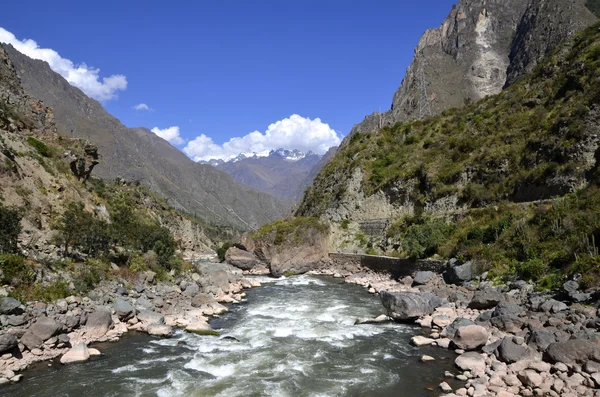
left=57, top=202, right=111, bottom=257
left=0, top=203, right=22, bottom=254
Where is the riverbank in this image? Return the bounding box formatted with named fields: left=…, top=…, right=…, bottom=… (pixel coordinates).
left=308, top=265, right=600, bottom=397
left=0, top=261, right=261, bottom=385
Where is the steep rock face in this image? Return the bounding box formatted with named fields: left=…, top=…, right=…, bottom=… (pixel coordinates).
left=1, top=44, right=289, bottom=231
left=506, top=0, right=597, bottom=86
left=345, top=0, right=597, bottom=142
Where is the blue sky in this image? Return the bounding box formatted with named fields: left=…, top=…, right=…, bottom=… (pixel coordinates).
left=1, top=0, right=454, bottom=161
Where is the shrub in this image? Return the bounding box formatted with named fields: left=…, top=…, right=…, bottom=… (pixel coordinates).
left=29, top=281, right=71, bottom=302
left=0, top=254, right=33, bottom=287
left=403, top=218, right=453, bottom=259
left=0, top=204, right=22, bottom=254
left=26, top=137, right=52, bottom=157
left=216, top=242, right=233, bottom=262
left=73, top=258, right=109, bottom=293
left=514, top=258, right=547, bottom=281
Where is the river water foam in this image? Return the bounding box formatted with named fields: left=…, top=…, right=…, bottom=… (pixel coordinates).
left=4, top=275, right=456, bottom=397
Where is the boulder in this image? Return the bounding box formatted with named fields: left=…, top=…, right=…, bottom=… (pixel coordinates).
left=0, top=333, right=18, bottom=353
left=29, top=316, right=62, bottom=341
left=563, top=280, right=579, bottom=294
left=0, top=297, right=22, bottom=315
left=497, top=337, right=526, bottom=363
left=455, top=352, right=486, bottom=373
left=444, top=261, right=474, bottom=285
left=527, top=329, right=556, bottom=352
left=539, top=299, right=568, bottom=314
left=517, top=370, right=543, bottom=388
left=492, top=301, right=524, bottom=318
left=451, top=325, right=488, bottom=351
left=490, top=315, right=524, bottom=333
left=137, top=310, right=164, bottom=325
left=544, top=339, right=600, bottom=364
left=186, top=321, right=218, bottom=336
left=444, top=318, right=476, bottom=338
left=60, top=343, right=90, bottom=364
left=184, top=283, right=200, bottom=297
left=380, top=291, right=442, bottom=322
left=225, top=247, right=259, bottom=270
left=191, top=293, right=217, bottom=309
left=411, top=336, right=435, bottom=346
left=85, top=308, right=113, bottom=338
left=412, top=271, right=436, bottom=286
left=468, top=289, right=503, bottom=310
left=5, top=315, right=26, bottom=326
left=20, top=331, right=43, bottom=350
left=114, top=299, right=134, bottom=321
left=147, top=324, right=173, bottom=337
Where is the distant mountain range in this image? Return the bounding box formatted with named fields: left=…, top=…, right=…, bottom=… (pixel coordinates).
left=1, top=43, right=290, bottom=232
left=203, top=148, right=336, bottom=202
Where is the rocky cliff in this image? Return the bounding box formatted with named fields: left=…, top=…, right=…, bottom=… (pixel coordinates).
left=345, top=0, right=597, bottom=143
left=1, top=44, right=289, bottom=231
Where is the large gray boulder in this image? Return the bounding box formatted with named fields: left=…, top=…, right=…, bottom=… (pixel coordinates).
left=184, top=283, right=200, bottom=297
left=114, top=299, right=134, bottom=321
left=380, top=291, right=442, bottom=322
left=191, top=293, right=217, bottom=308
left=29, top=316, right=62, bottom=341
left=468, top=289, right=503, bottom=310
left=412, top=271, right=436, bottom=286
left=497, top=337, right=526, bottom=363
left=492, top=301, right=524, bottom=318
left=137, top=310, right=164, bottom=325
left=545, top=339, right=600, bottom=364
left=225, top=247, right=259, bottom=270
left=539, top=299, right=568, bottom=314
left=527, top=329, right=556, bottom=352
left=451, top=325, right=488, bottom=351
left=444, top=261, right=474, bottom=285
left=85, top=308, right=113, bottom=338
left=444, top=318, right=476, bottom=338
left=20, top=331, right=43, bottom=350
left=0, top=333, right=18, bottom=353
left=0, top=297, right=22, bottom=315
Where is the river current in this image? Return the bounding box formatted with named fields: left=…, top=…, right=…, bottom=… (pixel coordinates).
left=4, top=275, right=457, bottom=396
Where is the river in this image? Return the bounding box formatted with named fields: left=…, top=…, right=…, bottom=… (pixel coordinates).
left=3, top=275, right=457, bottom=396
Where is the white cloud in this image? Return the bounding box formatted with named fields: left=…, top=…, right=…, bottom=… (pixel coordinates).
left=0, top=27, right=127, bottom=101
left=183, top=114, right=342, bottom=162
left=134, top=103, right=151, bottom=111
left=151, top=126, right=185, bottom=145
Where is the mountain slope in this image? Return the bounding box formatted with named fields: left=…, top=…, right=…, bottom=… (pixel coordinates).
left=2, top=44, right=289, bottom=231
left=213, top=149, right=321, bottom=201
left=346, top=0, right=597, bottom=142
left=298, top=21, right=600, bottom=222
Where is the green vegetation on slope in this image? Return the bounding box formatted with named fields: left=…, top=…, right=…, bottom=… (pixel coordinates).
left=299, top=22, right=600, bottom=216
left=250, top=217, right=329, bottom=248
left=296, top=23, right=600, bottom=288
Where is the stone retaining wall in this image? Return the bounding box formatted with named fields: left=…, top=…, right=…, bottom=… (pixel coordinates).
left=329, top=253, right=445, bottom=278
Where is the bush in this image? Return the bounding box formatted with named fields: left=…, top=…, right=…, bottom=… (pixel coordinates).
left=29, top=281, right=71, bottom=302
left=403, top=218, right=453, bottom=259
left=26, top=137, right=52, bottom=157
left=216, top=242, right=233, bottom=262
left=73, top=258, right=109, bottom=293
left=0, top=254, right=33, bottom=287
left=0, top=204, right=22, bottom=254
left=514, top=258, right=547, bottom=282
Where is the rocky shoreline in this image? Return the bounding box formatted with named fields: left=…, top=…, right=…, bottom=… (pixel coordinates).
left=310, top=263, right=600, bottom=397
left=0, top=261, right=261, bottom=385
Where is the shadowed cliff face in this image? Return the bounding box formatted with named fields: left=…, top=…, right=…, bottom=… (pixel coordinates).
left=2, top=44, right=290, bottom=231
left=345, top=0, right=597, bottom=142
